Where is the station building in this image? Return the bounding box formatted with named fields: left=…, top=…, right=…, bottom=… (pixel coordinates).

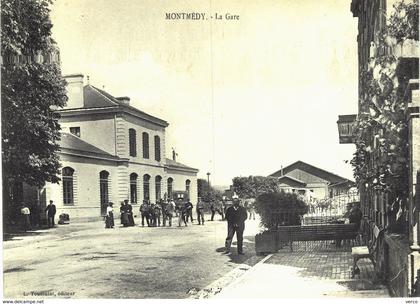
left=24, top=74, right=198, bottom=221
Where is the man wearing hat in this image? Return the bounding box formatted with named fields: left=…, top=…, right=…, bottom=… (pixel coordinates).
left=45, top=200, right=57, bottom=228
left=196, top=197, right=205, bottom=225
left=224, top=197, right=247, bottom=255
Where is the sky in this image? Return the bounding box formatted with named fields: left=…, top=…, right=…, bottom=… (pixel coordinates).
left=50, top=0, right=359, bottom=186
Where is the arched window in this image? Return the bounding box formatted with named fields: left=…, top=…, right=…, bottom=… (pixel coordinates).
left=129, top=128, right=137, bottom=157
left=154, top=135, right=161, bottom=161
left=155, top=176, right=162, bottom=201
left=167, top=177, right=173, bottom=199
left=186, top=179, right=191, bottom=198
left=62, top=167, right=75, bottom=205
left=130, top=173, right=138, bottom=204
left=142, top=132, right=149, bottom=159
left=100, top=170, right=110, bottom=215
left=143, top=174, right=151, bottom=201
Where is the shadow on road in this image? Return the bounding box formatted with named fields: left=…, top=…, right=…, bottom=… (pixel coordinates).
left=3, top=227, right=51, bottom=241
left=214, top=235, right=257, bottom=265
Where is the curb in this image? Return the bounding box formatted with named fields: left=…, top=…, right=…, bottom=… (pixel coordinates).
left=189, top=253, right=273, bottom=299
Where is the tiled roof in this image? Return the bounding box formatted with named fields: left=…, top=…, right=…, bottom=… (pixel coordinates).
left=60, top=85, right=168, bottom=127
left=59, top=133, right=122, bottom=161
left=270, top=161, right=351, bottom=184
left=165, top=158, right=198, bottom=172
left=83, top=85, right=119, bottom=108
left=277, top=175, right=307, bottom=186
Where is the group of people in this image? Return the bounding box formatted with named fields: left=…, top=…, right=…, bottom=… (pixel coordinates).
left=18, top=200, right=57, bottom=231
left=139, top=199, right=177, bottom=227
left=104, top=196, right=250, bottom=255
left=104, top=197, right=255, bottom=231
left=104, top=198, right=199, bottom=229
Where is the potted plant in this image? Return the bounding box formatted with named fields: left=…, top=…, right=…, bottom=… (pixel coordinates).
left=254, top=191, right=309, bottom=254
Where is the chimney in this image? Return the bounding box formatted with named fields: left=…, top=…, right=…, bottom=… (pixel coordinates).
left=64, top=74, right=84, bottom=109
left=116, top=96, right=130, bottom=105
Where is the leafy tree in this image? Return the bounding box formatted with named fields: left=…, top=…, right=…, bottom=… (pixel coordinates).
left=1, top=0, right=67, bottom=201
left=197, top=178, right=207, bottom=198
left=197, top=178, right=223, bottom=202
left=232, top=176, right=279, bottom=199
left=255, top=191, right=309, bottom=229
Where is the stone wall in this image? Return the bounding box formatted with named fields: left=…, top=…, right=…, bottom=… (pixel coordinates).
left=384, top=234, right=411, bottom=297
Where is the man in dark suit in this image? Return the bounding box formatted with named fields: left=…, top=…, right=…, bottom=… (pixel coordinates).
left=224, top=198, right=247, bottom=255
left=185, top=200, right=194, bottom=223
left=45, top=200, right=56, bottom=228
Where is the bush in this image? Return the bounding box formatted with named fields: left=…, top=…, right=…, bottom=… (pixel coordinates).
left=255, top=191, right=309, bottom=230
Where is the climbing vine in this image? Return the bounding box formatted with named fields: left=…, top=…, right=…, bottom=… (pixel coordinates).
left=350, top=1, right=418, bottom=200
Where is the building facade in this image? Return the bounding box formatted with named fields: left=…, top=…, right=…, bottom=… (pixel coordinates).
left=28, top=74, right=198, bottom=221
left=337, top=0, right=419, bottom=297
left=269, top=161, right=355, bottom=202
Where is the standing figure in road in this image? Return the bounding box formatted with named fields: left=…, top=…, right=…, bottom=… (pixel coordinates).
left=105, top=202, right=115, bottom=228
left=120, top=202, right=129, bottom=227
left=149, top=202, right=156, bottom=227
left=245, top=200, right=256, bottom=220
left=160, top=199, right=167, bottom=225
left=224, top=198, right=247, bottom=255
left=20, top=203, right=31, bottom=232
left=45, top=200, right=56, bottom=228
left=140, top=200, right=150, bottom=227
left=125, top=200, right=135, bottom=226
left=153, top=202, right=162, bottom=227
left=196, top=197, right=205, bottom=225
left=185, top=200, right=194, bottom=223
left=164, top=199, right=175, bottom=227
left=178, top=202, right=188, bottom=227
left=210, top=200, right=224, bottom=221
left=210, top=201, right=216, bottom=221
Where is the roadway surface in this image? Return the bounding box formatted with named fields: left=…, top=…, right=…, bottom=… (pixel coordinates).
left=3, top=214, right=262, bottom=299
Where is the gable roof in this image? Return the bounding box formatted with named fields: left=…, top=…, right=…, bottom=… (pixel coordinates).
left=270, top=160, right=351, bottom=184
left=59, top=133, right=124, bottom=161
left=83, top=85, right=119, bottom=108
left=277, top=175, right=307, bottom=186
left=59, top=85, right=169, bottom=127
left=165, top=158, right=198, bottom=173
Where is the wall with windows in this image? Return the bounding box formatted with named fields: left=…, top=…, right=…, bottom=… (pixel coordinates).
left=123, top=163, right=166, bottom=207
left=166, top=168, right=198, bottom=205
left=43, top=154, right=119, bottom=220
left=60, top=113, right=117, bottom=155
left=122, top=114, right=166, bottom=167
left=305, top=183, right=329, bottom=200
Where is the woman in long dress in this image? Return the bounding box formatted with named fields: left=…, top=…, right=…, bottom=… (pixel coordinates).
left=125, top=200, right=135, bottom=226
left=105, top=202, right=114, bottom=228
left=120, top=202, right=129, bottom=227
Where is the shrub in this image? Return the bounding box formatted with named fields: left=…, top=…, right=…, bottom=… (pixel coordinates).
left=255, top=191, right=309, bottom=230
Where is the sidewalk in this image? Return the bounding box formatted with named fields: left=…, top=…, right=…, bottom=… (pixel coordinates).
left=214, top=241, right=390, bottom=298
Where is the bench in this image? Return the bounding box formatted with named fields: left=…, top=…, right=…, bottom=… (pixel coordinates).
left=351, top=223, right=383, bottom=278
left=276, top=223, right=358, bottom=251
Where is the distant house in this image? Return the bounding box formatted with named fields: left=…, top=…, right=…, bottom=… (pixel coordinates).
left=223, top=186, right=236, bottom=200
left=269, top=161, right=355, bottom=201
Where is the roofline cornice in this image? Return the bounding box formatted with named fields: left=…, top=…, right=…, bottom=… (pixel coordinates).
left=165, top=165, right=199, bottom=174
left=60, top=149, right=129, bottom=163
left=57, top=106, right=169, bottom=128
